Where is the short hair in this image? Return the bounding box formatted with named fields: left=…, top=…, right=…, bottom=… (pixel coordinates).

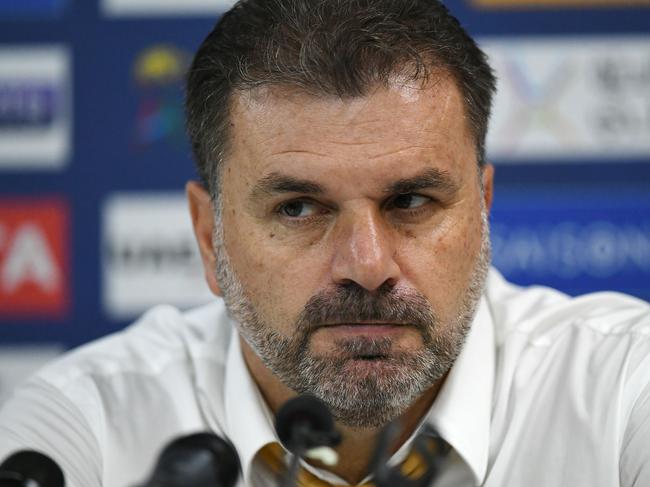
left=186, top=0, right=496, bottom=200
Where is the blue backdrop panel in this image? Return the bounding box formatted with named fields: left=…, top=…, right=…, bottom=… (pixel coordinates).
left=0, top=0, right=648, bottom=350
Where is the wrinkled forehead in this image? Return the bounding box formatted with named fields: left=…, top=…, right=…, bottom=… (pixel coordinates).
left=227, top=71, right=473, bottom=159
left=232, top=66, right=465, bottom=117
left=216, top=74, right=480, bottom=205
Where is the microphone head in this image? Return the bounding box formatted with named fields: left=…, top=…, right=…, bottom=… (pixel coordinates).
left=0, top=450, right=64, bottom=487
left=275, top=394, right=340, bottom=453
left=144, top=432, right=240, bottom=487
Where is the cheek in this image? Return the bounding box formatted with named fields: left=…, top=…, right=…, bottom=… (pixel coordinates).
left=399, top=211, right=483, bottom=312
left=223, top=220, right=326, bottom=329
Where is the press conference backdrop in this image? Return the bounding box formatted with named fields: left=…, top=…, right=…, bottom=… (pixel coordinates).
left=0, top=0, right=649, bottom=403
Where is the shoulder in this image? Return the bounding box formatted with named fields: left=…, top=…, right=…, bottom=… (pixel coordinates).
left=0, top=300, right=236, bottom=486
left=486, top=268, right=650, bottom=346
left=487, top=268, right=650, bottom=412
left=24, top=301, right=237, bottom=436
left=485, top=270, right=650, bottom=483
left=37, top=301, right=233, bottom=391
left=486, top=268, right=650, bottom=404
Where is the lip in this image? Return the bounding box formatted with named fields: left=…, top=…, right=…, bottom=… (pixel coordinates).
left=317, top=323, right=405, bottom=337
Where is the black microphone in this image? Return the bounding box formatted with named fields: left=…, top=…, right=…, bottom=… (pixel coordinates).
left=0, top=450, right=65, bottom=487
left=137, top=432, right=240, bottom=487
left=368, top=422, right=448, bottom=487
left=275, top=394, right=341, bottom=487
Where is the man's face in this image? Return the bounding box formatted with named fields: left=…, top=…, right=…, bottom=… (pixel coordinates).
left=193, top=73, right=493, bottom=427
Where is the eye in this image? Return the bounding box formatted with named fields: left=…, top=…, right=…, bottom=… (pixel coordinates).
left=277, top=200, right=320, bottom=218
left=391, top=193, right=430, bottom=210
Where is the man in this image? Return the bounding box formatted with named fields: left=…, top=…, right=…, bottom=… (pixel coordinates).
left=1, top=1, right=648, bottom=486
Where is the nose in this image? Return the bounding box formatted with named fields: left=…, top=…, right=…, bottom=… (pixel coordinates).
left=330, top=206, right=401, bottom=292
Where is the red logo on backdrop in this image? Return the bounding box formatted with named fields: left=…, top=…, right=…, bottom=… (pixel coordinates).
left=0, top=198, right=70, bottom=319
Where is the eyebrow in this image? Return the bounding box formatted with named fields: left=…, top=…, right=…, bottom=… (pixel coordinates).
left=250, top=172, right=326, bottom=201
left=385, top=168, right=459, bottom=195
left=249, top=167, right=459, bottom=203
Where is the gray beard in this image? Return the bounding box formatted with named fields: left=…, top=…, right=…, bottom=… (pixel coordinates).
left=213, top=209, right=491, bottom=428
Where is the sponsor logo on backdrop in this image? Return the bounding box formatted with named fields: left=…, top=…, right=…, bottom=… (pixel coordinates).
left=492, top=221, right=650, bottom=280
left=481, top=37, right=650, bottom=161
left=103, top=0, right=236, bottom=16
left=490, top=190, right=650, bottom=300
left=473, top=0, right=650, bottom=7
left=0, top=46, right=71, bottom=170
left=0, top=346, right=64, bottom=406
left=102, top=193, right=213, bottom=319
left=0, top=0, right=67, bottom=18
left=132, top=45, right=189, bottom=151
left=0, top=199, right=70, bottom=319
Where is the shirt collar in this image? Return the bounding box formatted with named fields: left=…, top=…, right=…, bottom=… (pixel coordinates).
left=426, top=296, right=495, bottom=485
left=224, top=330, right=279, bottom=486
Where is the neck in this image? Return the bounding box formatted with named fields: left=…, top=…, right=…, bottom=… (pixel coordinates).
left=241, top=337, right=445, bottom=484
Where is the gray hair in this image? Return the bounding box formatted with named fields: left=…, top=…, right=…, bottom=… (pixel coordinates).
left=186, top=0, right=497, bottom=200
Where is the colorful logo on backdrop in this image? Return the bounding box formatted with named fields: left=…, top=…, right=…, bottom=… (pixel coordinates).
left=102, top=193, right=212, bottom=319
left=472, top=0, right=650, bottom=8
left=0, top=199, right=70, bottom=319
left=0, top=0, right=67, bottom=18
left=102, top=0, right=236, bottom=17
left=0, top=46, right=71, bottom=170
left=132, top=45, right=190, bottom=151
left=482, top=37, right=650, bottom=162
left=491, top=191, right=650, bottom=301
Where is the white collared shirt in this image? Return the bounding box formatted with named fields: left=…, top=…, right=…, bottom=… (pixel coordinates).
left=0, top=269, right=649, bottom=487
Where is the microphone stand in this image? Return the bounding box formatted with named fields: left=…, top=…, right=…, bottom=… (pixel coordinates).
left=281, top=450, right=302, bottom=487
left=369, top=422, right=448, bottom=487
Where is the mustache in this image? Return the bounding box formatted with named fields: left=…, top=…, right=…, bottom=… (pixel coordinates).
left=295, top=282, right=437, bottom=333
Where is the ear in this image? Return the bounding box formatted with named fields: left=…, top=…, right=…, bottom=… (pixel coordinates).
left=481, top=163, right=495, bottom=214
left=186, top=181, right=222, bottom=297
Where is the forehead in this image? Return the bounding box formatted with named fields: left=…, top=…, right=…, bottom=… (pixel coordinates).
left=225, top=73, right=476, bottom=180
